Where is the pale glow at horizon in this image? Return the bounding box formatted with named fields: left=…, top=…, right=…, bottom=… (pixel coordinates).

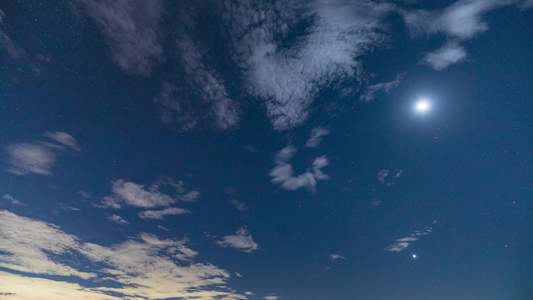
left=415, top=99, right=431, bottom=113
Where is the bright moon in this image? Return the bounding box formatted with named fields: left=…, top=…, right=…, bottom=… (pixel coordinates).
left=412, top=254, right=417, bottom=258
left=415, top=99, right=431, bottom=113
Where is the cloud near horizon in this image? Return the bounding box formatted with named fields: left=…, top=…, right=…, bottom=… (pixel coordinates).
left=0, top=210, right=249, bottom=299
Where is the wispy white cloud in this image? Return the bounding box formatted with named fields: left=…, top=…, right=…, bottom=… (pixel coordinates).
left=5, top=132, right=80, bottom=176
left=0, top=210, right=249, bottom=299
left=423, top=42, right=467, bottom=71
left=400, top=0, right=530, bottom=70
left=138, top=207, right=190, bottom=220
left=216, top=228, right=259, bottom=253
left=157, top=225, right=170, bottom=231
left=231, top=199, right=248, bottom=211
left=44, top=131, right=81, bottom=151
left=359, top=74, right=403, bottom=102
left=0, top=210, right=96, bottom=279
left=181, top=190, right=200, bottom=202
left=270, top=146, right=330, bottom=192
left=330, top=254, right=345, bottom=260
left=177, top=34, right=239, bottom=130
left=74, top=0, right=164, bottom=76
left=153, top=81, right=199, bottom=130
left=107, top=214, right=128, bottom=225
left=223, top=0, right=393, bottom=130
left=0, top=271, right=122, bottom=300
left=305, top=127, right=330, bottom=148
left=385, top=225, right=434, bottom=252
left=6, top=143, right=56, bottom=176
left=377, top=168, right=403, bottom=186
left=2, top=194, right=24, bottom=206
left=263, top=296, right=280, bottom=300
left=377, top=169, right=389, bottom=184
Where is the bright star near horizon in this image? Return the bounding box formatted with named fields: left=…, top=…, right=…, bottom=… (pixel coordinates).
left=415, top=99, right=431, bottom=113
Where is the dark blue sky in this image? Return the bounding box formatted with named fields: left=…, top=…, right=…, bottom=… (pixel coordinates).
left=1, top=1, right=532, bottom=299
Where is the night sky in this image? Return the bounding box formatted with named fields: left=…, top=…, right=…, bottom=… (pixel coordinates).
left=1, top=1, right=532, bottom=300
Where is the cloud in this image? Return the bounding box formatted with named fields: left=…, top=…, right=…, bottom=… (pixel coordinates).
left=181, top=190, right=200, bottom=202
left=377, top=169, right=389, bottom=184
left=359, top=74, right=403, bottom=102
left=101, top=178, right=197, bottom=209
left=5, top=132, right=80, bottom=176
left=330, top=254, right=345, bottom=260
left=102, top=180, right=175, bottom=209
left=176, top=34, right=240, bottom=131
left=2, top=194, right=24, bottom=206
left=385, top=226, right=433, bottom=252
left=44, top=131, right=81, bottom=151
left=138, top=207, right=190, bottom=220
left=153, top=81, right=199, bottom=130
left=0, top=210, right=249, bottom=299
left=235, top=272, right=244, bottom=278
left=263, top=296, right=280, bottom=300
left=270, top=146, right=330, bottom=192
left=75, top=0, right=164, bottom=76
left=223, top=0, right=392, bottom=130
left=378, top=169, right=403, bottom=186
left=423, top=42, right=467, bottom=71
left=107, top=214, right=128, bottom=225
left=0, top=272, right=122, bottom=300
left=231, top=199, right=248, bottom=211
left=0, top=210, right=96, bottom=279
left=5, top=143, right=56, bottom=175
left=0, top=27, right=25, bottom=60
left=216, top=228, right=259, bottom=253
left=400, top=0, right=530, bottom=70
left=158, top=225, right=170, bottom=231
left=305, top=127, right=330, bottom=148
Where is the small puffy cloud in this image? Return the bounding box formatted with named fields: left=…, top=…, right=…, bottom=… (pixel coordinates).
left=330, top=254, right=345, bottom=260
left=270, top=146, right=330, bottom=192
left=2, top=194, right=24, bottom=206
left=423, top=42, right=467, bottom=71
left=138, top=207, right=190, bottom=220
left=44, top=131, right=81, bottom=151
left=6, top=143, right=56, bottom=175
left=377, top=169, right=389, bottom=184
left=107, top=214, right=128, bottom=225
left=305, top=127, right=330, bottom=148
left=263, top=296, right=280, bottom=300
left=181, top=190, right=200, bottom=202
left=236, top=272, right=244, bottom=278
left=101, top=180, right=176, bottom=209
left=216, top=228, right=259, bottom=253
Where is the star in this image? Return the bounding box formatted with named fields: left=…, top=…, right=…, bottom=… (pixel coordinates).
left=412, top=254, right=417, bottom=259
